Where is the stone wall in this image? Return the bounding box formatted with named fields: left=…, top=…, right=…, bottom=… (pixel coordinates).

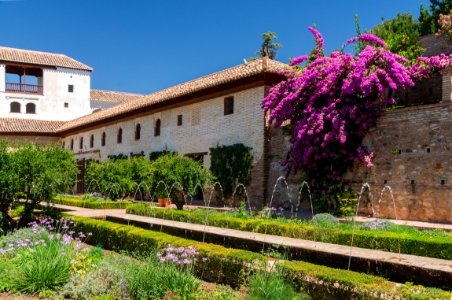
left=348, top=102, right=452, bottom=223
left=267, top=102, right=452, bottom=223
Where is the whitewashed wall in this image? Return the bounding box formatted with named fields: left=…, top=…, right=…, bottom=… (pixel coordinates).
left=62, top=86, right=266, bottom=169
left=0, top=66, right=91, bottom=121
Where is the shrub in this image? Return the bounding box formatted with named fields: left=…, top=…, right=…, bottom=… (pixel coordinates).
left=126, top=204, right=452, bottom=260
left=248, top=270, right=309, bottom=300
left=71, top=215, right=451, bottom=299
left=52, top=196, right=131, bottom=209
left=61, top=257, right=123, bottom=299
left=147, top=153, right=214, bottom=210
left=209, top=143, right=253, bottom=199
left=0, top=142, right=78, bottom=230
left=310, top=213, right=339, bottom=227
left=125, top=252, right=200, bottom=300
left=11, top=240, right=72, bottom=293
left=361, top=219, right=394, bottom=231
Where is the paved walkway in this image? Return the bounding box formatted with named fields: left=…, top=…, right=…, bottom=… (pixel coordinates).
left=46, top=202, right=452, bottom=279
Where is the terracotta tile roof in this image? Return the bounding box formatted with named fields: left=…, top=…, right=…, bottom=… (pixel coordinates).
left=90, top=89, right=144, bottom=104
left=0, top=118, right=66, bottom=134
left=0, top=46, right=92, bottom=71
left=58, top=58, right=286, bottom=133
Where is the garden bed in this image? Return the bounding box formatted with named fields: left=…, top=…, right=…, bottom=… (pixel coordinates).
left=70, top=215, right=451, bottom=299
left=126, top=203, right=452, bottom=260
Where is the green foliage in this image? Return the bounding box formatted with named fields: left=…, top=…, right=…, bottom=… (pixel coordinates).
left=370, top=13, right=424, bottom=62
left=257, top=32, right=282, bottom=59
left=62, top=257, right=123, bottom=300
left=86, top=159, right=134, bottom=200
left=149, top=150, right=176, bottom=161
left=248, top=270, right=309, bottom=300
left=209, top=144, right=253, bottom=198
left=53, top=196, right=131, bottom=209
left=71, top=215, right=451, bottom=299
left=107, top=153, right=128, bottom=160
left=280, top=260, right=451, bottom=299
left=125, top=252, right=200, bottom=300
left=86, top=153, right=213, bottom=208
left=310, top=213, right=339, bottom=228
left=419, top=0, right=452, bottom=35
left=126, top=203, right=452, bottom=259
left=148, top=153, right=214, bottom=209
left=71, top=215, right=263, bottom=288
left=0, top=142, right=77, bottom=229
left=11, top=240, right=72, bottom=293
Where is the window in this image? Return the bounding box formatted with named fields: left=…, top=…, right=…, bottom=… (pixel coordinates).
left=70, top=139, right=74, bottom=150
left=101, top=132, right=106, bottom=146
left=62, top=141, right=66, bottom=148
left=26, top=103, right=36, bottom=114
left=224, top=96, right=234, bottom=115
left=10, top=102, right=20, bottom=113
left=117, top=128, right=122, bottom=144
left=177, top=115, right=183, bottom=126
left=79, top=137, right=83, bottom=150
left=90, top=135, right=94, bottom=148
left=64, top=102, right=69, bottom=108
left=135, top=123, right=141, bottom=140
left=154, top=119, right=161, bottom=136
left=68, top=85, right=74, bottom=93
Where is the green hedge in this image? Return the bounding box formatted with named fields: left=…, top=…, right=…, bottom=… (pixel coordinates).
left=127, top=203, right=452, bottom=260
left=69, top=215, right=451, bottom=299
left=52, top=197, right=131, bottom=209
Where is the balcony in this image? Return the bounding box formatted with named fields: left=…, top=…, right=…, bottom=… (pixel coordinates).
left=5, top=82, right=43, bottom=95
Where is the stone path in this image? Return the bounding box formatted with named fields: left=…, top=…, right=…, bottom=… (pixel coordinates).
left=47, top=202, right=452, bottom=280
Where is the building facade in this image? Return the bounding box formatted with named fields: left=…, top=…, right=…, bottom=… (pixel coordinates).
left=0, top=46, right=450, bottom=223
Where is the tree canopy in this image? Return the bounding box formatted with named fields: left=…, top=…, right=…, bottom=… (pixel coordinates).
left=369, top=13, right=424, bottom=62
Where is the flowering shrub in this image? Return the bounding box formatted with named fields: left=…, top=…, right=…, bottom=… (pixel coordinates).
left=437, top=10, right=452, bottom=42
left=0, top=217, right=93, bottom=293
left=361, top=219, right=394, bottom=231
left=262, top=27, right=452, bottom=199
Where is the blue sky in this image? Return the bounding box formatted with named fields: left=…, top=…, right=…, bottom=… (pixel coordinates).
left=0, top=0, right=431, bottom=94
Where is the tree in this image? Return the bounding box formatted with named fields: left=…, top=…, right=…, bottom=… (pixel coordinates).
left=437, top=9, right=452, bottom=42
left=0, top=143, right=78, bottom=230
left=370, top=13, right=424, bottom=62
left=419, top=0, right=452, bottom=35
left=257, top=32, right=282, bottom=59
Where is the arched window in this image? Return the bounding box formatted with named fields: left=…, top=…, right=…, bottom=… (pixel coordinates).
left=101, top=132, right=106, bottom=146
left=10, top=102, right=20, bottom=113
left=26, top=103, right=36, bottom=114
left=117, top=128, right=122, bottom=144
left=70, top=139, right=74, bottom=150
left=79, top=137, right=84, bottom=150
left=135, top=123, right=141, bottom=140
left=154, top=119, right=161, bottom=137
left=90, top=135, right=94, bottom=148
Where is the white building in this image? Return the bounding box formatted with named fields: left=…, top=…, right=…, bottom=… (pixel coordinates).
left=0, top=46, right=93, bottom=121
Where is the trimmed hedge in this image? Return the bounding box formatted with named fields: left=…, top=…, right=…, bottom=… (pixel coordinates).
left=52, top=197, right=131, bottom=209
left=69, top=215, right=451, bottom=299
left=127, top=203, right=452, bottom=260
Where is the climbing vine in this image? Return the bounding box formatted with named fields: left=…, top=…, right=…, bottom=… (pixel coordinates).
left=209, top=144, right=253, bottom=198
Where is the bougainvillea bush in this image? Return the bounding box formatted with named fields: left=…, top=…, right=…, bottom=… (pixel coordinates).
left=262, top=27, right=451, bottom=209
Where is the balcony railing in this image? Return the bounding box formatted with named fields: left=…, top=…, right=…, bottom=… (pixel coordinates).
left=5, top=82, right=43, bottom=95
